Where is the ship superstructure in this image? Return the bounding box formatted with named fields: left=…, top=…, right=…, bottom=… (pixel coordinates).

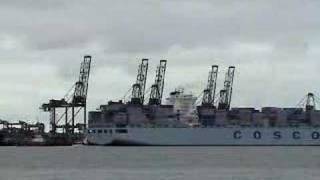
left=86, top=59, right=320, bottom=146
left=165, top=88, right=197, bottom=124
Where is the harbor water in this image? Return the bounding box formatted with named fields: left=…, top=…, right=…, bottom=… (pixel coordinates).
left=0, top=146, right=319, bottom=180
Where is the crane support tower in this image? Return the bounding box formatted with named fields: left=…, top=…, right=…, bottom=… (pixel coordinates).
left=131, top=59, right=149, bottom=105
left=71, top=55, right=92, bottom=132
left=218, top=66, right=235, bottom=110
left=149, top=60, right=167, bottom=105
left=41, top=55, right=92, bottom=135
left=202, top=65, right=219, bottom=106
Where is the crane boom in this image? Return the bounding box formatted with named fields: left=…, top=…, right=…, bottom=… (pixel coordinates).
left=149, top=60, right=167, bottom=105
left=73, top=55, right=92, bottom=105
left=202, top=65, right=218, bottom=106
left=131, top=59, right=149, bottom=104
left=218, top=66, right=235, bottom=110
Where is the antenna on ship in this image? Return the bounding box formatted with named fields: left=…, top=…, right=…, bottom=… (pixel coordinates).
left=218, top=66, right=235, bottom=110
left=130, top=59, right=149, bottom=105
left=149, top=60, right=167, bottom=105
left=296, top=92, right=318, bottom=111
left=306, top=93, right=316, bottom=111
left=201, top=65, right=219, bottom=107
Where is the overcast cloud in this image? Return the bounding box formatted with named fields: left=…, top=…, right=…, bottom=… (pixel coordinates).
left=0, top=0, right=320, bottom=124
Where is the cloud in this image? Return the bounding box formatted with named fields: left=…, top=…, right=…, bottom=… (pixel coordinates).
left=0, top=0, right=319, bottom=124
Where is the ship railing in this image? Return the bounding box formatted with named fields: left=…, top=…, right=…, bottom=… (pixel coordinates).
left=88, top=123, right=320, bottom=129
left=126, top=124, right=189, bottom=128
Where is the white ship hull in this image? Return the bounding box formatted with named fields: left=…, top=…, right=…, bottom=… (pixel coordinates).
left=86, top=127, right=320, bottom=146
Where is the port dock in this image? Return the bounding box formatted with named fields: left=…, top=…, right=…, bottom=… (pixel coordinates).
left=1, top=55, right=91, bottom=146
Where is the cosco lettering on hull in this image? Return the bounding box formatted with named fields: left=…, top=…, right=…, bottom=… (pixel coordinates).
left=233, top=131, right=320, bottom=140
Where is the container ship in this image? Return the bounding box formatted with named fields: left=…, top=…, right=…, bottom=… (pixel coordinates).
left=85, top=59, right=320, bottom=146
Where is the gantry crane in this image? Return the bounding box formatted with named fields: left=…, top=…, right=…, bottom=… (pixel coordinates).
left=41, top=55, right=92, bottom=134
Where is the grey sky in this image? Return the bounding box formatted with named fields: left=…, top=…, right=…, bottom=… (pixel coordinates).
left=0, top=0, right=320, bottom=123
